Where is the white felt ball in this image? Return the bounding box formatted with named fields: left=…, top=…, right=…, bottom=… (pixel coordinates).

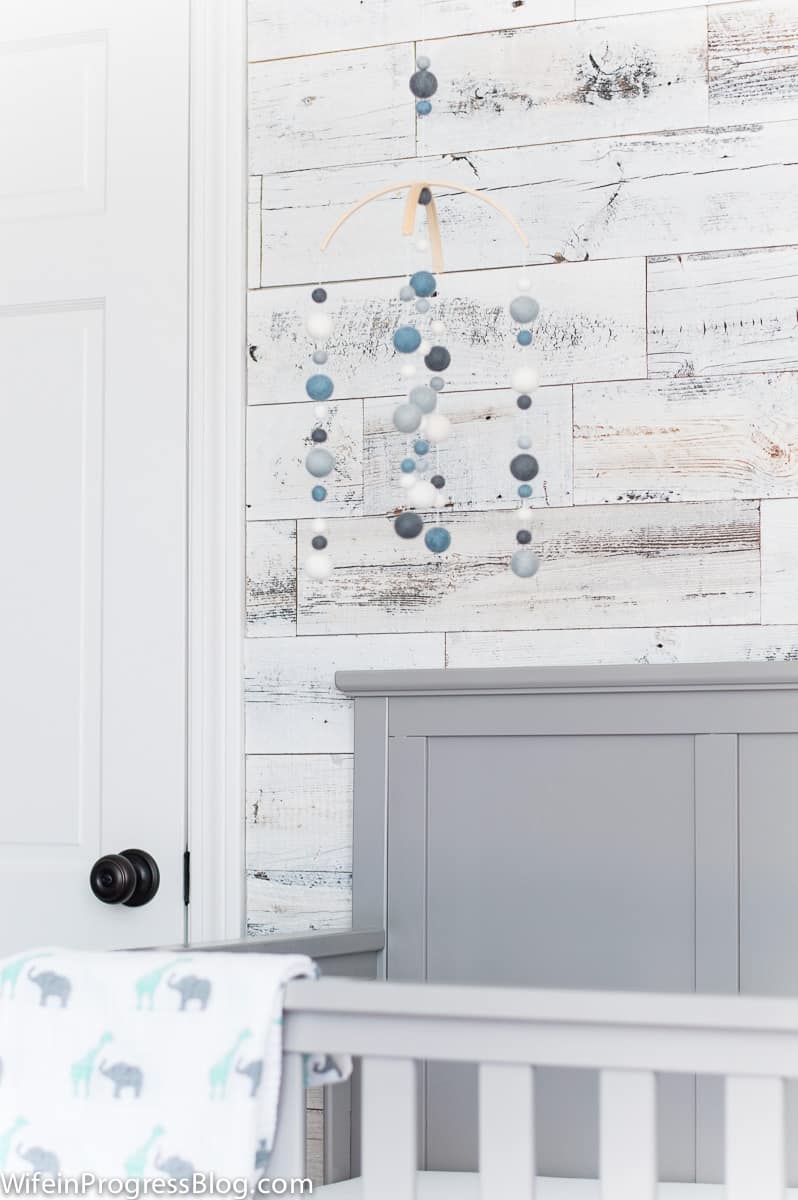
left=306, top=311, right=332, bottom=340
left=400, top=362, right=418, bottom=379
left=419, top=340, right=431, bottom=355
left=517, top=275, right=532, bottom=292
left=514, top=506, right=534, bottom=526
left=425, top=412, right=451, bottom=443
left=431, top=320, right=446, bottom=336
left=408, top=480, right=437, bottom=508
left=305, top=553, right=333, bottom=580
left=313, top=403, right=329, bottom=420
left=512, top=365, right=540, bottom=393
left=415, top=236, right=430, bottom=253
left=400, top=473, right=415, bottom=490
left=434, top=494, right=446, bottom=508
left=312, top=518, right=327, bottom=533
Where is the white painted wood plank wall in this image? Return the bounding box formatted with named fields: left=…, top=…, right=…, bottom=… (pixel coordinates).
left=245, top=0, right=798, bottom=933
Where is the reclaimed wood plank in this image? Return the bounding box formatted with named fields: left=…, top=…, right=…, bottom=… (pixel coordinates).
left=245, top=632, right=445, bottom=753
left=423, top=9, right=709, bottom=158
left=248, top=175, right=262, bottom=290
left=247, top=397, right=363, bottom=519
left=577, top=0, right=726, bottom=15
left=249, top=0, right=575, bottom=62
left=446, top=623, right=798, bottom=668
left=363, top=385, right=573, bottom=514
left=246, top=753, right=353, bottom=872
left=248, top=259, right=647, bottom=405
left=761, top=498, right=798, bottom=624
left=710, top=1, right=798, bottom=125
left=647, top=246, right=798, bottom=378
left=260, top=122, right=798, bottom=287
left=246, top=520, right=297, bottom=636
left=246, top=869, right=351, bottom=934
left=249, top=44, right=414, bottom=176
left=574, top=374, right=798, bottom=504
left=295, top=501, right=760, bottom=636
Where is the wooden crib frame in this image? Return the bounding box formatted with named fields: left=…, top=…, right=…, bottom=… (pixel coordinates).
left=268, top=977, right=797, bottom=1199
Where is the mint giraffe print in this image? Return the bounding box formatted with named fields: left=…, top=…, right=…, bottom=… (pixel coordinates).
left=71, top=1032, right=112, bottom=1097
left=209, top=1030, right=251, bottom=1100
left=124, top=1125, right=164, bottom=1177
left=0, top=955, right=43, bottom=999
left=0, top=1119, right=27, bottom=1170
left=134, top=959, right=186, bottom=1011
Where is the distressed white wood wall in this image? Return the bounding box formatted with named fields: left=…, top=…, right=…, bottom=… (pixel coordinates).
left=246, top=0, right=798, bottom=934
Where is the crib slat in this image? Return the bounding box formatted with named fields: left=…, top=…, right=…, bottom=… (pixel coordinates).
left=362, top=1056, right=417, bottom=1199
left=726, top=1076, right=785, bottom=1200
left=479, top=1063, right=535, bottom=1198
left=600, top=1069, right=656, bottom=1200
left=269, top=1051, right=306, bottom=1181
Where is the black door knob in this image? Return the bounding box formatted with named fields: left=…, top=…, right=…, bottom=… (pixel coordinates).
left=89, top=849, right=160, bottom=907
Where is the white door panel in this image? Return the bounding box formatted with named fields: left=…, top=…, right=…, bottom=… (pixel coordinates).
left=0, top=0, right=189, bottom=951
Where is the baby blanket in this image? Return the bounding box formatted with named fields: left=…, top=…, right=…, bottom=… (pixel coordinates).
left=0, top=946, right=349, bottom=1184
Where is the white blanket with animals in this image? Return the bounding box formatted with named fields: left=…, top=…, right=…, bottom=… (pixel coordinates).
left=0, top=947, right=349, bottom=1184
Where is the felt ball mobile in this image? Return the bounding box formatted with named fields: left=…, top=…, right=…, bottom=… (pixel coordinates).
left=302, top=284, right=335, bottom=581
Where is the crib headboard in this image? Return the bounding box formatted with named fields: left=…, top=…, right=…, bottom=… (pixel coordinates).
left=336, top=662, right=798, bottom=1184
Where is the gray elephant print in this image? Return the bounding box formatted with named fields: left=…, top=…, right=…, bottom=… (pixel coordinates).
left=167, top=973, right=211, bottom=1012
left=100, top=1060, right=143, bottom=1099
left=17, top=1144, right=60, bottom=1177
left=235, top=1057, right=262, bottom=1097
left=27, top=967, right=71, bottom=1008
left=155, top=1149, right=194, bottom=1181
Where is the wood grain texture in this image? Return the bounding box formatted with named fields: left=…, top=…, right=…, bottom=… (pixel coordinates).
left=246, top=753, right=353, bottom=871
left=577, top=0, right=727, bottom=15
left=364, top=386, right=573, bottom=514
left=245, top=632, right=445, bottom=753
left=249, top=44, right=414, bottom=176
left=246, top=520, right=297, bottom=636
left=247, top=259, right=647, bottom=405
left=249, top=0, right=575, bottom=62
left=259, top=122, right=798, bottom=287
left=574, top=375, right=798, bottom=504
left=248, top=175, right=262, bottom=290
left=647, top=246, right=798, bottom=378
left=247, top=398, right=363, bottom=519
left=761, top=498, right=798, bottom=624
left=446, top=623, right=798, bottom=668
left=247, top=869, right=352, bottom=934
left=709, top=1, right=798, bottom=124
left=423, top=9, right=709, bottom=157
left=294, top=502, right=760, bottom=636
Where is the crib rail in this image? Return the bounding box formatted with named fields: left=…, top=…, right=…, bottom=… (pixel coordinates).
left=271, top=978, right=798, bottom=1199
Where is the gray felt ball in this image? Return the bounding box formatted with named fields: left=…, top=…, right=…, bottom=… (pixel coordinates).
left=424, top=346, right=451, bottom=372
left=395, top=511, right=424, bottom=539
left=305, top=448, right=335, bottom=478
left=312, top=350, right=328, bottom=365
left=400, top=285, right=415, bottom=301
left=509, top=296, right=541, bottom=324
left=393, top=403, right=422, bottom=433
left=409, top=385, right=437, bottom=414
left=510, top=453, right=539, bottom=482
left=410, top=69, right=438, bottom=99
left=511, top=549, right=540, bottom=578
left=416, top=55, right=431, bottom=70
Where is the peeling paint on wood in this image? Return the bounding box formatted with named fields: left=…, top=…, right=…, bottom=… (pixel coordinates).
left=247, top=259, right=647, bottom=405
left=246, top=520, right=297, bottom=636
left=294, top=502, right=760, bottom=636
left=423, top=9, right=709, bottom=158
left=363, top=385, right=573, bottom=514
left=247, top=870, right=351, bottom=934
left=246, top=753, right=352, bottom=871
left=647, top=245, right=798, bottom=378
left=574, top=375, right=798, bottom=504
left=761, top=498, right=798, bottom=623
left=709, top=1, right=798, bottom=125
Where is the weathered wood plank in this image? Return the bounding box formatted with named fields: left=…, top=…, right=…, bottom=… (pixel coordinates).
left=246, top=520, right=297, bottom=636
left=260, top=122, right=798, bottom=287
left=248, top=259, right=647, bottom=404
left=647, top=246, right=798, bottom=378
left=249, top=44, right=414, bottom=176
left=446, top=623, right=798, bottom=668
left=246, top=869, right=351, bottom=935
left=294, top=501, right=760, bottom=636
left=577, top=0, right=726, bottom=15
left=247, top=397, right=363, bottom=519
left=246, top=753, right=353, bottom=872
left=249, top=0, right=575, bottom=62
left=248, top=175, right=262, bottom=290
left=709, top=1, right=798, bottom=125
left=245, top=632, right=445, bottom=753
left=574, top=375, right=798, bottom=505
left=761, top=498, right=798, bottom=624
left=423, top=9, right=709, bottom=158
left=363, top=386, right=573, bottom=514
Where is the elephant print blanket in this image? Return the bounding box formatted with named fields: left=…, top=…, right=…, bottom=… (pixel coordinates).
left=0, top=948, right=350, bottom=1182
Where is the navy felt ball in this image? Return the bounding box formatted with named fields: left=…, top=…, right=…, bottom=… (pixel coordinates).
left=425, top=526, right=451, bottom=553
left=409, top=270, right=436, bottom=297
left=311, top=287, right=327, bottom=303
left=418, top=187, right=432, bottom=206
left=516, top=529, right=532, bottom=545
left=410, top=68, right=438, bottom=98
left=395, top=512, right=424, bottom=539
left=305, top=374, right=334, bottom=402
left=311, top=428, right=327, bottom=443
left=431, top=475, right=445, bottom=489
left=312, top=535, right=328, bottom=550
left=393, top=325, right=422, bottom=354
left=424, top=346, right=450, bottom=372
left=517, top=394, right=532, bottom=411
left=510, top=454, right=539, bottom=482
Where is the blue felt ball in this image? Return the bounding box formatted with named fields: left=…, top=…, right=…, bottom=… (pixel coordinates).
left=305, top=374, right=334, bottom=401
left=414, top=439, right=430, bottom=456
left=425, top=526, right=451, bottom=554
left=416, top=100, right=432, bottom=116
left=311, top=485, right=327, bottom=501
left=409, top=270, right=436, bottom=297
left=517, top=329, right=533, bottom=346
left=393, top=325, right=422, bottom=354
left=430, top=376, right=445, bottom=391
left=518, top=484, right=532, bottom=499
left=401, top=458, right=416, bottom=473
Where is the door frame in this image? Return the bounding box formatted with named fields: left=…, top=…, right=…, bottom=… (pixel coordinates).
left=186, top=0, right=248, bottom=942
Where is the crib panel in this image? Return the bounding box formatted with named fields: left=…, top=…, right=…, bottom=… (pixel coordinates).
left=725, top=1076, right=785, bottom=1200
left=362, top=1057, right=417, bottom=1199
left=269, top=1051, right=306, bottom=1180
left=599, top=1070, right=657, bottom=1200
left=478, top=1063, right=535, bottom=1199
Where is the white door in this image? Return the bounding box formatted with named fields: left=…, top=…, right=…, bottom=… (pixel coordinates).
left=0, top=0, right=189, bottom=952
